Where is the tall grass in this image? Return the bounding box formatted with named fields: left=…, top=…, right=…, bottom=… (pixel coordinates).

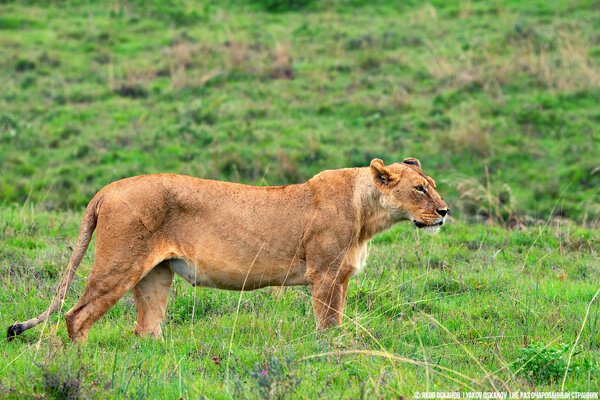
left=1, top=205, right=598, bottom=397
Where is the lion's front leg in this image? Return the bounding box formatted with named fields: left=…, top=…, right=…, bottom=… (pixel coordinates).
left=306, top=264, right=352, bottom=329
left=304, top=222, right=357, bottom=329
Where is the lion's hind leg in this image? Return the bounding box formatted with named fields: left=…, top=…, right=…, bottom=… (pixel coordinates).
left=64, top=246, right=169, bottom=343
left=132, top=260, right=173, bottom=338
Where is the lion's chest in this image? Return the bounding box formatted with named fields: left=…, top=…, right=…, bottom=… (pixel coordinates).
left=346, top=243, right=369, bottom=276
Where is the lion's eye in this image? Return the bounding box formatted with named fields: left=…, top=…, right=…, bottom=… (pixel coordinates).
left=415, top=185, right=426, bottom=193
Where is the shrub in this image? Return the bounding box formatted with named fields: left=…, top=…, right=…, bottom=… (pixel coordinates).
left=247, top=357, right=299, bottom=399
left=248, top=0, right=314, bottom=12
left=513, top=342, right=598, bottom=384
left=42, top=366, right=81, bottom=400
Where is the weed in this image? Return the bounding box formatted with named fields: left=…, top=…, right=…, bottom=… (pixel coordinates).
left=248, top=357, right=300, bottom=399
left=452, top=174, right=519, bottom=226
left=513, top=342, right=598, bottom=384
left=41, top=363, right=83, bottom=400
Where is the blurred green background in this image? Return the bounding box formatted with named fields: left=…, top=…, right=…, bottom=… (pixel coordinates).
left=1, top=0, right=599, bottom=224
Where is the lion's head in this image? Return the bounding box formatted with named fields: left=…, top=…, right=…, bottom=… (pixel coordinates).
left=370, top=158, right=448, bottom=233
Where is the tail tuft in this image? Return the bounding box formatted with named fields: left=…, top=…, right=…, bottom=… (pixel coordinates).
left=7, top=323, right=24, bottom=341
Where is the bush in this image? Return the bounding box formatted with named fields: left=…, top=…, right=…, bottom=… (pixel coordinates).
left=513, top=342, right=598, bottom=384
left=248, top=0, right=314, bottom=12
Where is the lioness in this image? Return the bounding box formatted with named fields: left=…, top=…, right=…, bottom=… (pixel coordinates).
left=7, top=158, right=448, bottom=342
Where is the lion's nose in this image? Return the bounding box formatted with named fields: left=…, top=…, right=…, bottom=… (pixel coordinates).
left=436, top=208, right=448, bottom=217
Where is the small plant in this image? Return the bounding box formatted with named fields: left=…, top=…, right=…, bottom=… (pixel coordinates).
left=513, top=342, right=598, bottom=384
left=249, top=0, right=314, bottom=12
left=453, top=173, right=520, bottom=227
left=42, top=366, right=81, bottom=400
left=113, top=83, right=148, bottom=99
left=248, top=357, right=300, bottom=399
left=14, top=58, right=36, bottom=72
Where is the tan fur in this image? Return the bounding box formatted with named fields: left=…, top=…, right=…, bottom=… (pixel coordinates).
left=7, top=158, right=448, bottom=342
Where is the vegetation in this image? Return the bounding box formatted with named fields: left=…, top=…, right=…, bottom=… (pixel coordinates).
left=1, top=0, right=599, bottom=397
left=1, top=207, right=599, bottom=397
left=0, top=0, right=598, bottom=223
left=513, top=341, right=598, bottom=384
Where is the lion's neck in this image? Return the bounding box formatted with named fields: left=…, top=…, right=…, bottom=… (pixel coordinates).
left=353, top=169, right=395, bottom=242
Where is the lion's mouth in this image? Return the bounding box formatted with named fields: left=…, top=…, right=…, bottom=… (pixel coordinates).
left=413, top=220, right=444, bottom=228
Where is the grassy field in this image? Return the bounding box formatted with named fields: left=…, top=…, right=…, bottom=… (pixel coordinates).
left=1, top=0, right=600, bottom=398
left=1, top=207, right=599, bottom=398
left=0, top=0, right=599, bottom=223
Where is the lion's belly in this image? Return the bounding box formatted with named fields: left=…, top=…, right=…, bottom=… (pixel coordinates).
left=169, top=257, right=308, bottom=290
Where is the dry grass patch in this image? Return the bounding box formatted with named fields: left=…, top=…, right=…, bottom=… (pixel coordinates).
left=438, top=106, right=491, bottom=157
left=421, top=24, right=600, bottom=93
left=225, top=40, right=251, bottom=73
left=512, top=32, right=600, bottom=91
left=269, top=42, right=294, bottom=79
left=450, top=173, right=520, bottom=227
left=111, top=65, right=155, bottom=98
left=159, top=39, right=294, bottom=88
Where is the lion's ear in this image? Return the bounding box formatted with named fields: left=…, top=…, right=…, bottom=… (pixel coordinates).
left=370, top=158, right=397, bottom=188
left=403, top=157, right=421, bottom=169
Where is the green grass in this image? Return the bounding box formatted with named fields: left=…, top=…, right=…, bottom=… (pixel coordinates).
left=0, top=0, right=599, bottom=223
left=1, top=206, right=599, bottom=397
left=1, top=0, right=600, bottom=397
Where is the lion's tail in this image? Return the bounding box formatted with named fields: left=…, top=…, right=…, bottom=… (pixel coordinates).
left=7, top=195, right=103, bottom=341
